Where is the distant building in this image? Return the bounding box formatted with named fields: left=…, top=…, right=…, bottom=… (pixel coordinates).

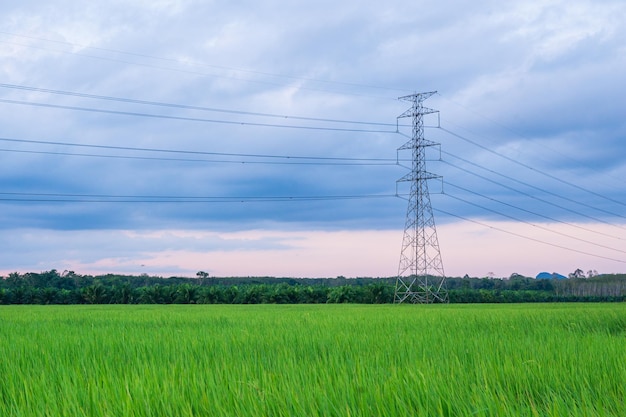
left=536, top=272, right=567, bottom=280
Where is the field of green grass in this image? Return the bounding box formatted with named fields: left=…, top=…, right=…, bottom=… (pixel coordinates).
left=1, top=303, right=625, bottom=416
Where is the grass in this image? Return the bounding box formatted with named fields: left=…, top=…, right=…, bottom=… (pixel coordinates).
left=0, top=303, right=625, bottom=416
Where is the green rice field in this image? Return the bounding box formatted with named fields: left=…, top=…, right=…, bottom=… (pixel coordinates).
left=1, top=303, right=625, bottom=416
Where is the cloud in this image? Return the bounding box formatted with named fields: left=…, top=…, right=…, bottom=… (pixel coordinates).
left=1, top=222, right=623, bottom=278
left=0, top=0, right=625, bottom=276
left=0, top=228, right=400, bottom=277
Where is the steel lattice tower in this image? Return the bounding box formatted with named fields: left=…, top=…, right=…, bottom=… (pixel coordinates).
left=394, top=92, right=448, bottom=304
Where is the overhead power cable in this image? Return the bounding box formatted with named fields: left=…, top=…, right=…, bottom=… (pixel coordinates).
left=0, top=191, right=396, bottom=203
left=0, top=98, right=395, bottom=133
left=436, top=95, right=626, bottom=186
left=0, top=32, right=405, bottom=100
left=396, top=129, right=626, bottom=226
left=0, top=31, right=409, bottom=94
left=0, top=83, right=400, bottom=128
left=444, top=182, right=626, bottom=254
left=0, top=136, right=401, bottom=164
left=0, top=147, right=398, bottom=166
left=433, top=207, right=626, bottom=265
left=440, top=127, right=626, bottom=209
left=440, top=156, right=626, bottom=236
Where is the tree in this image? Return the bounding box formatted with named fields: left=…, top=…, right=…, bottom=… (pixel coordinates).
left=175, top=284, right=199, bottom=304
left=112, top=283, right=136, bottom=304
left=569, top=269, right=585, bottom=279
left=5, top=272, right=23, bottom=288
left=365, top=283, right=393, bottom=304
left=138, top=285, right=175, bottom=304
left=327, top=286, right=359, bottom=303
left=82, top=282, right=107, bottom=304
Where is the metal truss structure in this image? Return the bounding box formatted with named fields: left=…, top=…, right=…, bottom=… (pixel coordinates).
left=394, top=92, right=448, bottom=304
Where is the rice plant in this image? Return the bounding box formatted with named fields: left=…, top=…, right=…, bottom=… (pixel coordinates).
left=0, top=303, right=624, bottom=416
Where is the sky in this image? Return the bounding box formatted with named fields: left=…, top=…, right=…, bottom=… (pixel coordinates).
left=1, top=0, right=625, bottom=279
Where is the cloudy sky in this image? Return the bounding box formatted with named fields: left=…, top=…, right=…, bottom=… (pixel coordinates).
left=1, top=0, right=625, bottom=278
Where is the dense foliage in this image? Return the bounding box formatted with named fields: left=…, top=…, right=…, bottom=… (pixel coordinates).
left=1, top=270, right=625, bottom=304
left=1, top=304, right=625, bottom=416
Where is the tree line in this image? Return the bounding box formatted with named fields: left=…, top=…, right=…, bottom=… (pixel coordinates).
left=1, top=270, right=625, bottom=304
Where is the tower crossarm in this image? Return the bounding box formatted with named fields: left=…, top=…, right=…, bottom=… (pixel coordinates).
left=397, top=106, right=439, bottom=120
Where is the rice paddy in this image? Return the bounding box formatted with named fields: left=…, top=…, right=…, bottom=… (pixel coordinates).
left=1, top=303, right=625, bottom=416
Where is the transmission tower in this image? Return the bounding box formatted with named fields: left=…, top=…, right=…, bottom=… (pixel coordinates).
left=394, top=92, right=448, bottom=304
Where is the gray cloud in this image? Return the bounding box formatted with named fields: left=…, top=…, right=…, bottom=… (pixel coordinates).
left=0, top=0, right=625, bottom=275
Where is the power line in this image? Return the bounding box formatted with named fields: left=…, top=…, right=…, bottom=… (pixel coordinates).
left=441, top=150, right=626, bottom=223
left=0, top=191, right=397, bottom=203
left=0, top=33, right=405, bottom=100
left=440, top=156, right=626, bottom=236
left=0, top=136, right=401, bottom=164
left=2, top=43, right=622, bottom=265
left=0, top=98, right=395, bottom=133
left=396, top=129, right=626, bottom=226
left=433, top=207, right=626, bottom=265
left=400, top=126, right=626, bottom=253
left=0, top=31, right=409, bottom=94
left=444, top=183, right=626, bottom=255
left=3, top=30, right=622, bottom=269
left=0, top=83, right=400, bottom=128
left=436, top=94, right=626, bottom=186
left=440, top=127, right=626, bottom=209
left=0, top=147, right=398, bottom=166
